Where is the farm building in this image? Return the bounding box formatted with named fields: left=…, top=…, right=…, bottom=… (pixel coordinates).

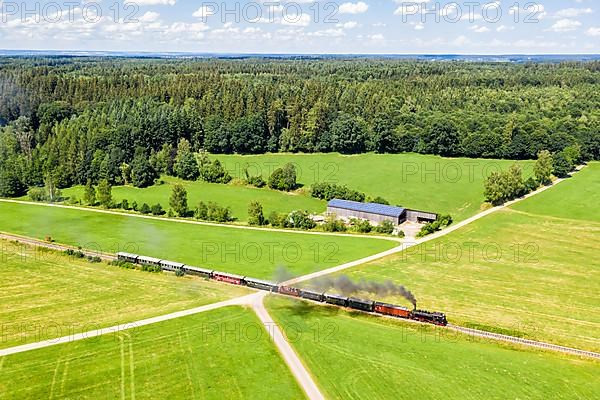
left=327, top=199, right=437, bottom=226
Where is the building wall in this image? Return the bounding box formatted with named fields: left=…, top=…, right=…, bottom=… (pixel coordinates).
left=405, top=210, right=438, bottom=223
left=327, top=207, right=402, bottom=225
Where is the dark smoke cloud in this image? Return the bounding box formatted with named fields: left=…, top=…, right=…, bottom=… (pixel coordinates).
left=311, top=275, right=417, bottom=308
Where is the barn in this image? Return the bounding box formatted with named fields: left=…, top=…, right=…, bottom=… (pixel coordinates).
left=327, top=199, right=437, bottom=226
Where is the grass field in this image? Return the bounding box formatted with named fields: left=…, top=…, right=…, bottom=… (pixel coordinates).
left=60, top=176, right=326, bottom=223
left=0, top=240, right=250, bottom=349
left=266, top=296, right=600, bottom=400
left=0, top=201, right=396, bottom=279
left=321, top=164, right=600, bottom=351
left=218, top=153, right=535, bottom=221
left=0, top=306, right=305, bottom=399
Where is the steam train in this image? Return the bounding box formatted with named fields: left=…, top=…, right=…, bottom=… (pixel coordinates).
left=117, top=252, right=448, bottom=326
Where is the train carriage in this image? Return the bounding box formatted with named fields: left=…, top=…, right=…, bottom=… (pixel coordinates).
left=160, top=260, right=185, bottom=272
left=324, top=293, right=348, bottom=307
left=117, top=252, right=139, bottom=263
left=212, top=271, right=245, bottom=285
left=374, top=302, right=411, bottom=319
left=245, top=278, right=279, bottom=292
left=182, top=265, right=213, bottom=278
left=348, top=297, right=375, bottom=312
left=137, top=255, right=162, bottom=267
left=279, top=286, right=301, bottom=297
left=300, top=290, right=324, bottom=302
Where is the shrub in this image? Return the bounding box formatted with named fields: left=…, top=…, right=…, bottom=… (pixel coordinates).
left=139, top=203, right=151, bottom=214
left=371, top=196, right=389, bottom=205
left=322, top=216, right=347, bottom=232
left=351, top=218, right=372, bottom=233
left=96, top=179, right=112, bottom=208
left=244, top=167, right=266, bottom=188
left=375, top=220, right=395, bottom=235
left=151, top=203, right=165, bottom=216
left=131, top=201, right=138, bottom=211
left=416, top=214, right=453, bottom=238
left=175, top=269, right=185, bottom=277
left=310, top=182, right=365, bottom=202
left=194, top=201, right=208, bottom=220
left=268, top=163, right=297, bottom=191
left=207, top=202, right=233, bottom=222
left=248, top=201, right=266, bottom=226
left=268, top=211, right=286, bottom=228
left=120, top=199, right=130, bottom=210
left=284, top=210, right=316, bottom=230
left=28, top=187, right=48, bottom=202
left=199, top=155, right=232, bottom=184
left=169, top=184, right=188, bottom=216
left=397, top=230, right=405, bottom=238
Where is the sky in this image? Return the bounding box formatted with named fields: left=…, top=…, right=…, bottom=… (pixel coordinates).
left=0, top=0, right=599, bottom=54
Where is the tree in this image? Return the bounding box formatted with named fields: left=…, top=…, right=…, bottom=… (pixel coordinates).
left=120, top=163, right=132, bottom=185
left=131, top=148, right=158, bottom=188
left=552, top=151, right=573, bottom=178
left=174, top=139, right=199, bottom=180
left=375, top=220, right=395, bottom=235
left=328, top=113, right=368, bottom=154
left=44, top=173, right=61, bottom=202
left=83, top=180, right=96, bottom=205
left=423, top=119, right=461, bottom=157
left=284, top=210, right=316, bottom=230
left=139, top=203, right=151, bottom=214
left=0, top=169, right=25, bottom=197
left=534, top=150, right=553, bottom=185
left=248, top=201, right=266, bottom=226
left=96, top=179, right=112, bottom=207
left=151, top=203, right=165, bottom=216
left=268, top=163, right=297, bottom=191
left=169, top=184, right=188, bottom=217
left=199, top=155, right=232, bottom=184
left=194, top=201, right=208, bottom=220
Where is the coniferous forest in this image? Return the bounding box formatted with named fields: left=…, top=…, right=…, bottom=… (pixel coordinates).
left=0, top=57, right=598, bottom=196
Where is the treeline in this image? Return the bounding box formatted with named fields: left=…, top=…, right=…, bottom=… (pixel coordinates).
left=0, top=57, right=599, bottom=196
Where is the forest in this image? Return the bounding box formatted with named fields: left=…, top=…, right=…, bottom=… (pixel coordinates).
left=0, top=56, right=598, bottom=196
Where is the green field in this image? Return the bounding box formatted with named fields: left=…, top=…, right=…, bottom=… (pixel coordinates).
left=511, top=162, right=600, bottom=222
left=60, top=176, right=326, bottom=223
left=0, top=241, right=250, bottom=349
left=218, top=153, right=535, bottom=221
left=266, top=296, right=600, bottom=400
left=325, top=164, right=600, bottom=351
left=0, top=201, right=396, bottom=279
left=0, top=306, right=305, bottom=399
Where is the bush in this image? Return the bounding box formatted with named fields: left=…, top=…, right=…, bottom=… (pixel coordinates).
left=284, top=210, right=316, bottom=230
left=175, top=269, right=185, bottom=277
left=268, top=163, right=297, bottom=191
left=248, top=201, right=266, bottom=226
left=207, top=202, right=233, bottom=222
left=244, top=167, right=266, bottom=188
left=169, top=183, right=188, bottom=216
left=120, top=199, right=130, bottom=210
left=199, top=155, right=232, bottom=184
left=268, top=211, right=286, bottom=228
left=416, top=214, right=453, bottom=238
left=351, top=218, right=372, bottom=233
left=131, top=201, right=138, bottom=211
left=322, top=216, right=347, bottom=232
left=139, top=203, right=151, bottom=214
left=371, top=196, right=389, bottom=205
left=311, top=182, right=365, bottom=202
left=397, top=230, right=405, bottom=238
left=194, top=201, right=209, bottom=220
left=28, top=187, right=48, bottom=202
left=375, top=220, right=395, bottom=235
left=151, top=203, right=165, bottom=216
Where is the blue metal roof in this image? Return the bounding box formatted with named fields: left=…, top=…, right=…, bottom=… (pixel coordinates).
left=327, top=199, right=405, bottom=218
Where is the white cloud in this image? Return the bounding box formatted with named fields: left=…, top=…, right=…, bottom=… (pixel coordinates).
left=586, top=27, right=600, bottom=37
left=134, top=0, right=177, bottom=5
left=496, top=25, right=515, bottom=32
left=308, top=29, right=345, bottom=37
left=414, top=23, right=424, bottom=30
left=281, top=13, right=311, bottom=27
left=337, top=21, right=359, bottom=29
left=549, top=19, right=582, bottom=32
left=339, top=2, right=369, bottom=15
left=367, top=33, right=384, bottom=41
left=139, top=11, right=160, bottom=23
left=469, top=25, right=490, bottom=33
left=554, top=8, right=593, bottom=18
left=192, top=6, right=215, bottom=18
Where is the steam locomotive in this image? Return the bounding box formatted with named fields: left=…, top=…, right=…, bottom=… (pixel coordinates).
left=117, top=252, right=448, bottom=326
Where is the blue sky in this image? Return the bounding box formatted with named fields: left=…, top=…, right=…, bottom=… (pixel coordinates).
left=0, top=0, right=598, bottom=53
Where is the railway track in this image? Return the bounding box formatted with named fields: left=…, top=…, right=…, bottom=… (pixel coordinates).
left=0, top=232, right=117, bottom=262
left=448, top=324, right=600, bottom=360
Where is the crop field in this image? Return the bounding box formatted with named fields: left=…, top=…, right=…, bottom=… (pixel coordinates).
left=320, top=165, right=600, bottom=351
left=266, top=296, right=600, bottom=400
left=0, top=201, right=396, bottom=279
left=0, top=306, right=305, bottom=400
left=218, top=153, right=535, bottom=221
left=0, top=240, right=250, bottom=349
left=60, top=176, right=326, bottom=223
